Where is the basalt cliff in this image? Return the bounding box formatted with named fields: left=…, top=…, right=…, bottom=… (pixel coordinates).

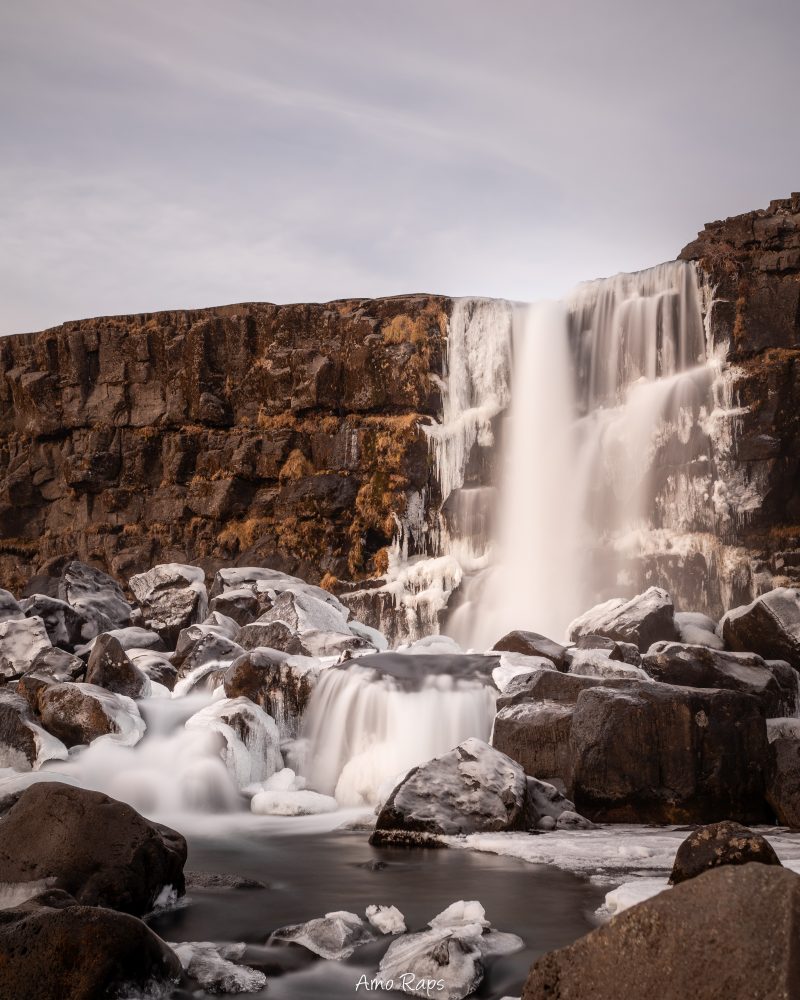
left=1, top=195, right=800, bottom=620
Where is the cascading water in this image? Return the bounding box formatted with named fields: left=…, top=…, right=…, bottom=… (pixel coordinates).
left=429, top=261, right=727, bottom=648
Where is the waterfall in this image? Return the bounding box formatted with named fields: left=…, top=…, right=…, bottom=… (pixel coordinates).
left=435, top=261, right=717, bottom=648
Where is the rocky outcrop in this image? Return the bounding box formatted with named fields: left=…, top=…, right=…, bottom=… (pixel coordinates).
left=0, top=296, right=447, bottom=593
left=523, top=864, right=800, bottom=1000
left=0, top=782, right=186, bottom=916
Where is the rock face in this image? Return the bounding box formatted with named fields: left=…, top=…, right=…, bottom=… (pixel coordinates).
left=372, top=738, right=530, bottom=843
left=0, top=296, right=447, bottom=593
left=0, top=893, right=181, bottom=1000
left=768, top=738, right=800, bottom=828
left=669, top=821, right=782, bottom=884
left=721, top=588, right=800, bottom=669
left=567, top=587, right=678, bottom=652
left=0, top=783, right=187, bottom=916
left=523, top=864, right=800, bottom=1000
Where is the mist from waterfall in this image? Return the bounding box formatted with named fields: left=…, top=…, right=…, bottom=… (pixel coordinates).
left=436, top=261, right=709, bottom=648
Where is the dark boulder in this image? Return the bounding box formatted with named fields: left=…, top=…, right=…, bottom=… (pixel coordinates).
left=669, top=821, right=782, bottom=884
left=642, top=642, right=792, bottom=717
left=372, top=738, right=529, bottom=844
left=0, top=782, right=186, bottom=916
left=570, top=684, right=771, bottom=823
left=128, top=563, right=208, bottom=646
left=768, top=738, right=800, bottom=828
left=20, top=594, right=90, bottom=651
left=0, top=893, right=180, bottom=1000
left=0, top=691, right=67, bottom=769
left=574, top=634, right=624, bottom=660
left=568, top=586, right=678, bottom=652
left=523, top=865, right=800, bottom=1000
left=721, top=587, right=800, bottom=669
left=37, top=683, right=143, bottom=748
left=492, top=702, right=575, bottom=788
left=0, top=616, right=51, bottom=679
left=496, top=669, right=640, bottom=709
left=85, top=633, right=150, bottom=698
left=492, top=630, right=568, bottom=670
left=237, top=619, right=311, bottom=654
left=223, top=649, right=319, bottom=738
left=28, top=645, right=85, bottom=682
left=209, top=587, right=267, bottom=626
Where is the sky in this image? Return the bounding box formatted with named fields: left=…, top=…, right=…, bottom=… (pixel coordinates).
left=1, top=0, right=799, bottom=336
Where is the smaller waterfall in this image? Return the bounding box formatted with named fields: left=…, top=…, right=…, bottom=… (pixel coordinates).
left=301, top=653, right=498, bottom=807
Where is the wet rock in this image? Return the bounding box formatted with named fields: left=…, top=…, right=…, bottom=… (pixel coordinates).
left=129, top=563, right=208, bottom=646
left=372, top=738, right=529, bottom=842
left=642, top=642, right=792, bottom=716
left=185, top=871, right=267, bottom=890
left=721, top=588, right=800, bottom=669
left=85, top=633, right=150, bottom=698
left=269, top=910, right=374, bottom=960
left=0, top=691, right=68, bottom=770
left=570, top=684, right=771, bottom=823
left=59, top=560, right=134, bottom=633
left=574, top=634, right=624, bottom=660
left=0, top=783, right=186, bottom=915
left=526, top=777, right=594, bottom=830
left=568, top=586, right=678, bottom=652
left=129, top=649, right=178, bottom=689
left=492, top=702, right=575, bottom=788
left=0, top=615, right=51, bottom=678
left=767, top=738, right=800, bottom=828
left=523, top=865, right=800, bottom=1000
left=0, top=588, right=23, bottom=623
left=669, top=821, right=782, bottom=884
left=491, top=630, right=568, bottom=670
left=223, top=649, right=321, bottom=738
left=0, top=894, right=181, bottom=1000
left=28, top=645, right=85, bottom=681
left=495, top=668, right=640, bottom=709
left=20, top=594, right=91, bottom=651
left=38, top=683, right=145, bottom=748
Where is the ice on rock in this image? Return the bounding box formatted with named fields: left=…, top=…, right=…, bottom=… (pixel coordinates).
left=59, top=561, right=134, bottom=633
left=603, top=877, right=669, bottom=917
left=211, top=566, right=349, bottom=617
left=567, top=649, right=650, bottom=680
left=349, top=619, right=389, bottom=650
left=397, top=635, right=463, bottom=656
left=269, top=910, right=375, bottom=959
left=0, top=589, right=24, bottom=624
left=251, top=788, right=338, bottom=816
left=675, top=611, right=723, bottom=649
left=171, top=941, right=267, bottom=994
left=185, top=697, right=282, bottom=788
left=365, top=904, right=407, bottom=935
left=78, top=685, right=147, bottom=748
left=0, top=616, right=51, bottom=678
left=79, top=626, right=167, bottom=655
left=429, top=900, right=489, bottom=931
left=492, top=653, right=554, bottom=692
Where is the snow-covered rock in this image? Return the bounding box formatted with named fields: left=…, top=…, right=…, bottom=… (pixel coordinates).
left=566, top=649, right=650, bottom=680
left=365, top=904, right=406, bottom=935
left=0, top=691, right=68, bottom=770
left=79, top=626, right=167, bottom=655
left=37, top=683, right=145, bottom=748
left=373, top=738, right=529, bottom=842
left=210, top=567, right=348, bottom=617
left=250, top=788, right=338, bottom=816
left=603, top=877, right=668, bottom=916
left=269, top=910, right=374, bottom=960
left=0, top=589, right=23, bottom=624
left=20, top=595, right=92, bottom=651
left=0, top=617, right=51, bottom=679
left=675, top=611, right=723, bottom=649
left=568, top=587, right=678, bottom=652
left=129, top=563, right=208, bottom=645
left=185, top=697, right=282, bottom=788
left=721, top=587, right=800, bottom=669
left=170, top=941, right=266, bottom=994
left=59, top=561, right=134, bottom=633
left=223, top=649, right=322, bottom=739
left=85, top=633, right=150, bottom=699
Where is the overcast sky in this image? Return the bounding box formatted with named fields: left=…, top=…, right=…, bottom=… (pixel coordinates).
left=1, top=1, right=798, bottom=335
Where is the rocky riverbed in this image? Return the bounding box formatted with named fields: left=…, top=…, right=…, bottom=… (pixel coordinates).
left=1, top=557, right=800, bottom=997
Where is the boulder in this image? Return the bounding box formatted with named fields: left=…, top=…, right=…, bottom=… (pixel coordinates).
left=20, top=594, right=91, bottom=651
left=128, top=563, right=208, bottom=646
left=174, top=630, right=245, bottom=675
left=573, top=634, right=624, bottom=660
left=170, top=941, right=266, bottom=993
left=223, top=649, right=321, bottom=738
left=0, top=588, right=23, bottom=623
left=128, top=649, right=178, bottom=690
left=372, top=738, right=529, bottom=843
left=185, top=697, right=282, bottom=788
left=491, top=630, right=568, bottom=670
left=0, top=783, right=186, bottom=915
left=208, top=587, right=265, bottom=625
left=492, top=702, right=575, bottom=788
left=522, top=865, right=800, bottom=1000
left=570, top=685, right=771, bottom=823
left=566, top=649, right=650, bottom=680
left=768, top=738, right=800, bottom=828
left=0, top=616, right=51, bottom=679
left=85, top=633, right=150, bottom=698
left=0, top=691, right=68, bottom=770
left=27, top=645, right=85, bottom=682
left=78, top=625, right=167, bottom=654
left=526, top=777, right=594, bottom=831
left=38, top=683, right=145, bottom=748
left=642, top=642, right=792, bottom=717
left=0, top=893, right=180, bottom=1000
left=496, top=669, right=639, bottom=708
left=237, top=620, right=311, bottom=655
left=568, top=586, right=678, bottom=652
left=721, top=587, right=800, bottom=669
left=59, top=560, right=134, bottom=632
left=669, top=821, right=782, bottom=884
left=768, top=717, right=800, bottom=742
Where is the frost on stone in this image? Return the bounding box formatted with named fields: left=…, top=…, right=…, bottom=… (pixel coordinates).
left=185, top=697, right=282, bottom=788
left=365, top=903, right=407, bottom=935
left=170, top=941, right=266, bottom=993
